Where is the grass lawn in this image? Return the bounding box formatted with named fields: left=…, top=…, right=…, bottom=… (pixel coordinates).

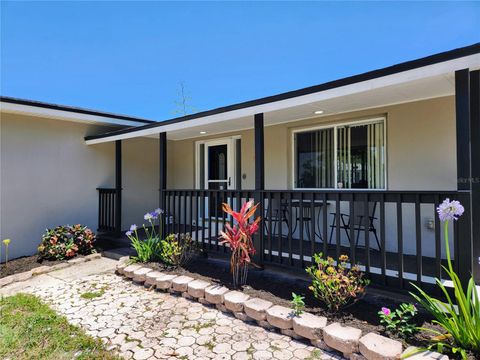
left=0, top=293, right=120, bottom=360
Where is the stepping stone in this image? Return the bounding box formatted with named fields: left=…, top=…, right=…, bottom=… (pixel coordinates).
left=123, top=264, right=143, bottom=278
left=84, top=253, right=101, bottom=261
left=116, top=262, right=128, bottom=275
left=132, top=267, right=153, bottom=283
left=31, top=265, right=51, bottom=276
left=154, top=274, right=177, bottom=290
left=323, top=322, right=362, bottom=355
left=244, top=297, right=273, bottom=321
left=401, top=347, right=448, bottom=360
left=0, top=275, right=14, bottom=287
left=171, top=275, right=194, bottom=292
left=204, top=285, right=229, bottom=304
left=223, top=291, right=250, bottom=312
left=359, top=333, right=403, bottom=360
left=144, top=271, right=164, bottom=286
left=187, top=279, right=211, bottom=298
left=266, top=305, right=294, bottom=329
left=292, top=312, right=327, bottom=340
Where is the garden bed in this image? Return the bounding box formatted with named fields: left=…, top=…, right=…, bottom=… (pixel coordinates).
left=145, top=256, right=442, bottom=349
left=0, top=255, right=68, bottom=278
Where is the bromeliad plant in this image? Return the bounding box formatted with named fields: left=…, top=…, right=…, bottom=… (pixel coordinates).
left=306, top=253, right=369, bottom=312
left=219, top=200, right=261, bottom=288
left=378, top=303, right=418, bottom=339
left=126, top=208, right=164, bottom=263
left=408, top=198, right=480, bottom=359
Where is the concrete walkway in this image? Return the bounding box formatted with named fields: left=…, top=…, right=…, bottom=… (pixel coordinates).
left=0, top=258, right=340, bottom=360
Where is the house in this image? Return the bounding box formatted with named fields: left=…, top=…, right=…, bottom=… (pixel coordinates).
left=2, top=43, right=479, bottom=292
left=0, top=97, right=160, bottom=260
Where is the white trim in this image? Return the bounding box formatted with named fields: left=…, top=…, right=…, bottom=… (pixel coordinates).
left=85, top=54, right=480, bottom=145
left=291, top=116, right=387, bottom=190
left=0, top=102, right=149, bottom=127
left=195, top=135, right=241, bottom=190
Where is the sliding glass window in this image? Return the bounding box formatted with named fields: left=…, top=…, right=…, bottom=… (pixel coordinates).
left=294, top=119, right=385, bottom=189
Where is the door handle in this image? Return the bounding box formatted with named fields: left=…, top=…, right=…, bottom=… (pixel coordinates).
left=228, top=177, right=231, bottom=186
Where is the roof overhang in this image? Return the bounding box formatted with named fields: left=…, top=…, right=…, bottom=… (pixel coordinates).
left=82, top=43, right=480, bottom=144
left=0, top=97, right=156, bottom=127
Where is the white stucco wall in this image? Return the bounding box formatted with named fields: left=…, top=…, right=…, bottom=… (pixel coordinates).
left=0, top=112, right=158, bottom=260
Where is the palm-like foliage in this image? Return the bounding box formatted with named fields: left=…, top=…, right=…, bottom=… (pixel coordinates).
left=219, top=200, right=261, bottom=288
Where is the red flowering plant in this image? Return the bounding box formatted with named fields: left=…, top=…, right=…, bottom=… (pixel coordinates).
left=219, top=200, right=261, bottom=288
left=38, top=224, right=96, bottom=260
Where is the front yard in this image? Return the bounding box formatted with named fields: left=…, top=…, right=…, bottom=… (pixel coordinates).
left=0, top=258, right=333, bottom=360
left=0, top=293, right=119, bottom=360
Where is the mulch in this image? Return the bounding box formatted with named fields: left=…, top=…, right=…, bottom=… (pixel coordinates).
left=146, top=255, right=445, bottom=350
left=0, top=255, right=66, bottom=278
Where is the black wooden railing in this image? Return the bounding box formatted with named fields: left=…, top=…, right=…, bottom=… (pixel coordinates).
left=161, top=189, right=471, bottom=291
left=97, top=188, right=121, bottom=233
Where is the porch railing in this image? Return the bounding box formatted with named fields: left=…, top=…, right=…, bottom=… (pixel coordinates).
left=162, top=189, right=470, bottom=291
left=97, top=188, right=121, bottom=233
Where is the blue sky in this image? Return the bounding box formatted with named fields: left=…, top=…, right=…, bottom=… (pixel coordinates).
left=1, top=1, right=479, bottom=120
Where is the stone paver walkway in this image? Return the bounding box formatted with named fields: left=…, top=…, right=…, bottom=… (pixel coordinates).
left=1, top=258, right=342, bottom=360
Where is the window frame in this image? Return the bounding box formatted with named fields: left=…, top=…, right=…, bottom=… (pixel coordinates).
left=291, top=116, right=387, bottom=191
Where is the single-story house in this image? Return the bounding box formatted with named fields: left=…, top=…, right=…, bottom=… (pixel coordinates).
left=1, top=43, right=479, bottom=292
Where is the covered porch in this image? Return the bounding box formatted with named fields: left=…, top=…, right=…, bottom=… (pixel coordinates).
left=87, top=46, right=480, bottom=291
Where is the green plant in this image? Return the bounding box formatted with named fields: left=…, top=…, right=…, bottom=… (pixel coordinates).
left=378, top=303, right=418, bottom=338
left=38, top=225, right=95, bottom=260
left=290, top=292, right=305, bottom=316
left=130, top=235, right=163, bottom=263
left=126, top=209, right=164, bottom=263
left=408, top=198, right=479, bottom=359
left=2, top=238, right=11, bottom=265
left=219, top=200, right=261, bottom=288
left=306, top=253, right=369, bottom=312
left=160, top=233, right=197, bottom=267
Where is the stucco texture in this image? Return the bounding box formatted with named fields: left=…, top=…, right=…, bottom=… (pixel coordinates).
left=0, top=113, right=158, bottom=259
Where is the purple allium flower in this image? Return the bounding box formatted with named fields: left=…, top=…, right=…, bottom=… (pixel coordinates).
left=437, top=198, right=465, bottom=222
left=125, top=231, right=132, bottom=237
left=381, top=307, right=391, bottom=316
left=130, top=224, right=137, bottom=232
left=154, top=208, right=164, bottom=215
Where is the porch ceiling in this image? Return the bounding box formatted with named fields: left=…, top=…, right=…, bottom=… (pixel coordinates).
left=163, top=72, right=456, bottom=140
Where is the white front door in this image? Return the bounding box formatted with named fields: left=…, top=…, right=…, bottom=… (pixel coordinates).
left=200, top=138, right=237, bottom=222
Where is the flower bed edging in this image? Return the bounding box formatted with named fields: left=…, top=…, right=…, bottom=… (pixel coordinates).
left=0, top=253, right=101, bottom=288
left=115, top=258, right=449, bottom=360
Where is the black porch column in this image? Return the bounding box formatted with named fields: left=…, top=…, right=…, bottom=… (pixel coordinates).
left=470, top=70, right=480, bottom=283
left=455, top=69, right=473, bottom=285
left=115, top=140, right=122, bottom=236
left=159, top=132, right=167, bottom=238
left=254, top=113, right=265, bottom=266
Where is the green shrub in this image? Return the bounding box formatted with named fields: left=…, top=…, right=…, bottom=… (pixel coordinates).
left=378, top=303, right=418, bottom=338
left=38, top=224, right=96, bottom=260
left=160, top=233, right=197, bottom=267
left=306, top=253, right=369, bottom=312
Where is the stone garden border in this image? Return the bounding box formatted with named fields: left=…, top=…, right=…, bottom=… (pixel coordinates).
left=116, top=258, right=448, bottom=360
left=0, top=253, right=102, bottom=288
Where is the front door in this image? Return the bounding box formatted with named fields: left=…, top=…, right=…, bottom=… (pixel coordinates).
left=204, top=138, right=236, bottom=218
